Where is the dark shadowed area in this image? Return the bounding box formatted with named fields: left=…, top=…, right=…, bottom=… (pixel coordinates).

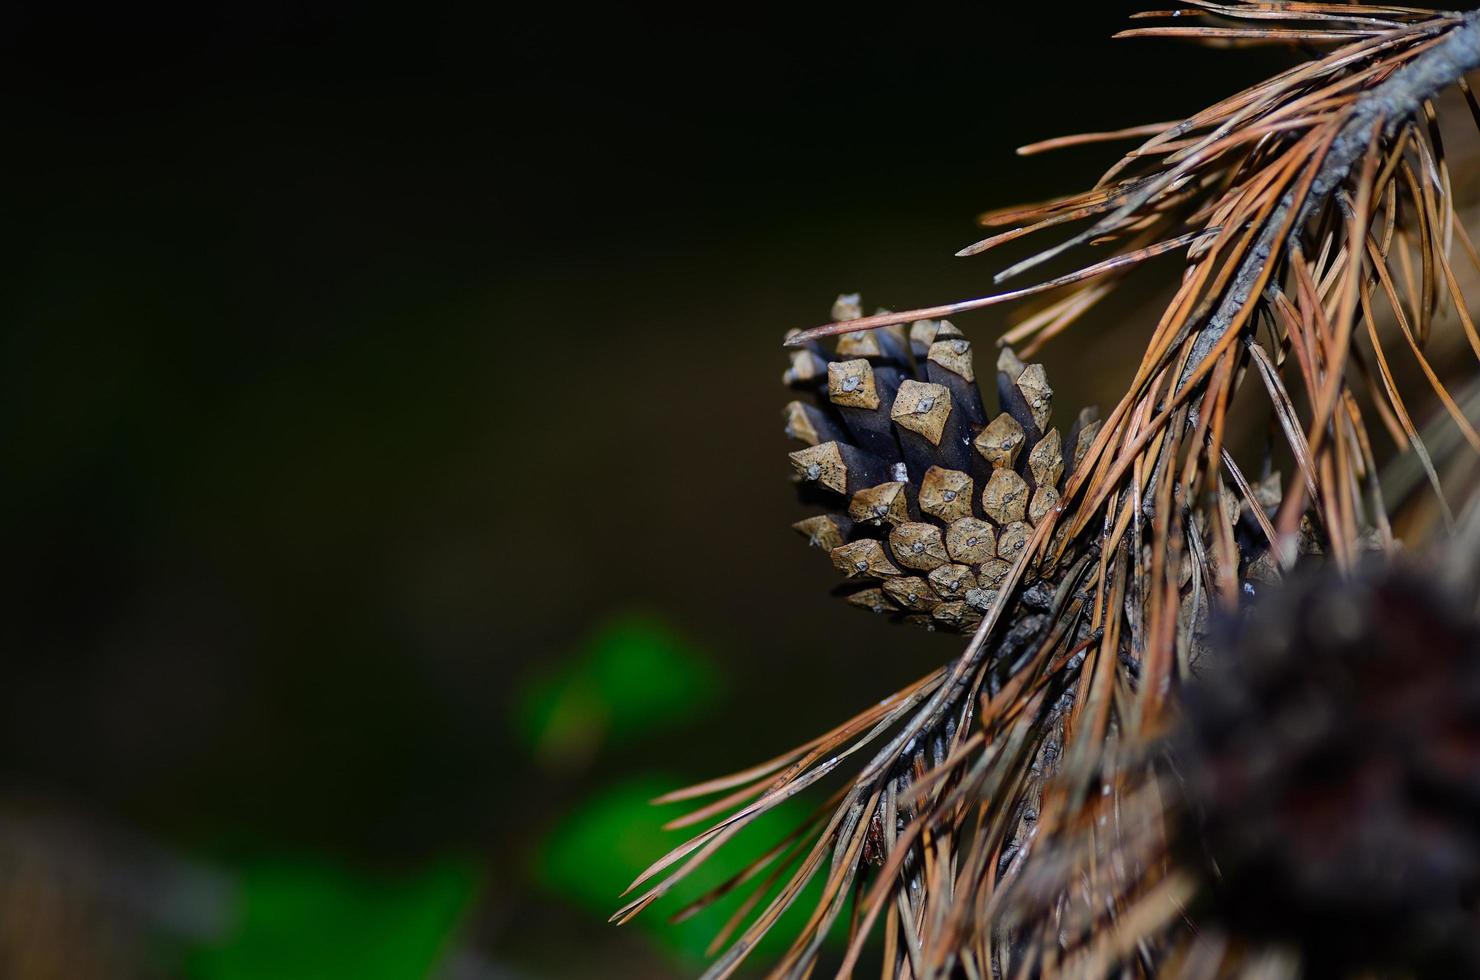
left=0, top=4, right=1293, bottom=976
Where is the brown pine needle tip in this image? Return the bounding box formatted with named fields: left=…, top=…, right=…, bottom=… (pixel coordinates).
left=785, top=229, right=1212, bottom=346
left=1114, top=27, right=1375, bottom=41
left=1016, top=121, right=1181, bottom=157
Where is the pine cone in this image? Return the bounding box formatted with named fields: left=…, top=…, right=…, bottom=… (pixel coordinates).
left=784, top=295, right=1099, bottom=632
left=1176, top=563, right=1480, bottom=977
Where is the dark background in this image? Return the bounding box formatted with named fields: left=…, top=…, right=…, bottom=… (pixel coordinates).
left=0, top=4, right=1294, bottom=976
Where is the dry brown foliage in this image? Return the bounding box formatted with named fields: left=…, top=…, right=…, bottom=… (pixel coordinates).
left=619, top=5, right=1480, bottom=977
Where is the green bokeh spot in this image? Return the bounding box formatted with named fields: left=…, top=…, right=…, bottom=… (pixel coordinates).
left=538, top=774, right=830, bottom=968
left=187, top=858, right=479, bottom=980
left=517, top=613, right=721, bottom=764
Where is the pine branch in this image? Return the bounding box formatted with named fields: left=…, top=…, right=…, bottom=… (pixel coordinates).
left=1184, top=8, right=1480, bottom=384
left=624, top=6, right=1480, bottom=977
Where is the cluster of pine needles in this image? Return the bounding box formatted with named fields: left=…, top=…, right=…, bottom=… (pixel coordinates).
left=618, top=4, right=1480, bottom=978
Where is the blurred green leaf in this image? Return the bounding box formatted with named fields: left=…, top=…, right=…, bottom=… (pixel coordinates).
left=187, top=858, right=478, bottom=980
left=537, top=774, right=828, bottom=968
left=516, top=613, right=722, bottom=765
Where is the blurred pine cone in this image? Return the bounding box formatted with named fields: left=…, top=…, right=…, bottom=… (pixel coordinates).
left=1176, top=562, right=1480, bottom=978
left=784, top=294, right=1098, bottom=632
